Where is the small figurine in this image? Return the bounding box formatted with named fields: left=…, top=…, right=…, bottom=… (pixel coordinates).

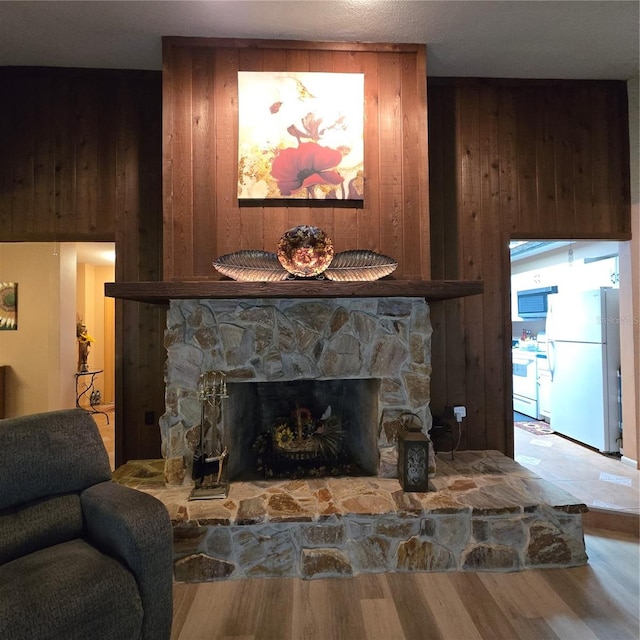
left=76, top=320, right=94, bottom=372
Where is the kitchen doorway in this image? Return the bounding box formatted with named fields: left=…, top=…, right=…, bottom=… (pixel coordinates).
left=510, top=240, right=640, bottom=514
left=510, top=239, right=632, bottom=469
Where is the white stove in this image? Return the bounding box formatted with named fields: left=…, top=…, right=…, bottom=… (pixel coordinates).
left=513, top=348, right=538, bottom=418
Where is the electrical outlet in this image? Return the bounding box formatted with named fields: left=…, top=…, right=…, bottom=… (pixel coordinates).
left=453, top=406, right=466, bottom=421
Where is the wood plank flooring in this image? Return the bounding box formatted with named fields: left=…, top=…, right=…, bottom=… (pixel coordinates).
left=170, top=528, right=639, bottom=640
left=514, top=421, right=639, bottom=535
left=514, top=421, right=639, bottom=516
left=97, top=408, right=638, bottom=638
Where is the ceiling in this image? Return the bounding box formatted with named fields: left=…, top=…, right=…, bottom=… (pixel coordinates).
left=0, top=1, right=638, bottom=80
left=76, top=242, right=115, bottom=267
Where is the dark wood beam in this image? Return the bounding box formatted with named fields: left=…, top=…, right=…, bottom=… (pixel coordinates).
left=105, top=279, right=483, bottom=305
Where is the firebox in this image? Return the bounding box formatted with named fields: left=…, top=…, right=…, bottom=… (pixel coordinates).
left=224, top=378, right=380, bottom=480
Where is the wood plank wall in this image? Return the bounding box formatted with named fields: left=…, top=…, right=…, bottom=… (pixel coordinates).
left=162, top=38, right=430, bottom=280
left=0, top=67, right=165, bottom=466
left=0, top=68, right=120, bottom=240
left=0, top=67, right=630, bottom=463
left=428, top=78, right=631, bottom=453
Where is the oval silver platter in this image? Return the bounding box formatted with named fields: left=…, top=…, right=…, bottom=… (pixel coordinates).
left=212, top=250, right=289, bottom=282
left=324, top=250, right=398, bottom=281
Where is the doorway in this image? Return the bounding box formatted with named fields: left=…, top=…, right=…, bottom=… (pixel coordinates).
left=76, top=242, right=116, bottom=468
left=509, top=239, right=640, bottom=513
left=0, top=241, right=116, bottom=466
left=510, top=239, right=626, bottom=463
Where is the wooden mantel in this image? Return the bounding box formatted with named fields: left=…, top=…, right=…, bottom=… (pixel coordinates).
left=105, top=279, right=483, bottom=305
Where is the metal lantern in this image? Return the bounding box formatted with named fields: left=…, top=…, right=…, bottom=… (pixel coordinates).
left=397, top=413, right=430, bottom=492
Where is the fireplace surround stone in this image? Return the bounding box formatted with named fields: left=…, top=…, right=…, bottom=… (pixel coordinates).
left=113, top=290, right=588, bottom=582
left=113, top=451, right=589, bottom=581
left=160, top=296, right=435, bottom=486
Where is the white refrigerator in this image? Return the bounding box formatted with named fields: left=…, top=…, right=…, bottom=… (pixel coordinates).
left=546, top=288, right=621, bottom=453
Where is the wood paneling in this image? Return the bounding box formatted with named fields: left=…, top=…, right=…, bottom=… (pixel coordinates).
left=0, top=69, right=117, bottom=239
left=0, top=65, right=630, bottom=463
left=162, top=38, right=430, bottom=281
left=113, top=71, right=165, bottom=465
left=428, top=78, right=631, bottom=453
left=0, top=67, right=165, bottom=466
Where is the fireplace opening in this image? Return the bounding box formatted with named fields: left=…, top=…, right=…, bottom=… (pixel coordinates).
left=224, top=378, right=380, bottom=480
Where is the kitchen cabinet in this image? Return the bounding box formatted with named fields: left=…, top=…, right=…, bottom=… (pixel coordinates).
left=511, top=270, right=559, bottom=319
left=511, top=243, right=621, bottom=321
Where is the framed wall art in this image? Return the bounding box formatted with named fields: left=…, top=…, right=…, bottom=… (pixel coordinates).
left=237, top=71, right=365, bottom=201
left=0, top=282, right=17, bottom=330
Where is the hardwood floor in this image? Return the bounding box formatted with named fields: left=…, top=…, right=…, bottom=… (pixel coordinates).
left=170, top=426, right=639, bottom=639
left=514, top=421, right=639, bottom=535
left=98, top=409, right=638, bottom=638
left=170, top=527, right=639, bottom=640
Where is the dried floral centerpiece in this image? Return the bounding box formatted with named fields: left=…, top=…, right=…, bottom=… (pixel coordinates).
left=253, top=405, right=354, bottom=479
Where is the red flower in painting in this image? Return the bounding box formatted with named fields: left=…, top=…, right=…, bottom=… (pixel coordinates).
left=271, top=142, right=343, bottom=196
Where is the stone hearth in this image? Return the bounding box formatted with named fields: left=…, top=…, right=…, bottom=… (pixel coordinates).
left=160, top=297, right=434, bottom=485
left=113, top=450, right=588, bottom=581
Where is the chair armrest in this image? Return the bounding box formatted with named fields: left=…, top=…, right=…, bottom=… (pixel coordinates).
left=81, top=481, right=173, bottom=640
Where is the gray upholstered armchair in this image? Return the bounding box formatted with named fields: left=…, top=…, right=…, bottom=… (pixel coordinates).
left=0, top=409, right=173, bottom=640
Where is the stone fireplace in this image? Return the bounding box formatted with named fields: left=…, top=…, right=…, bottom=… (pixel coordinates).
left=160, top=296, right=435, bottom=486
left=110, top=286, right=588, bottom=582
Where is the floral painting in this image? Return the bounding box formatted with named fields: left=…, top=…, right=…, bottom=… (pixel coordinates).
left=0, top=282, right=17, bottom=330
left=237, top=71, right=364, bottom=200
